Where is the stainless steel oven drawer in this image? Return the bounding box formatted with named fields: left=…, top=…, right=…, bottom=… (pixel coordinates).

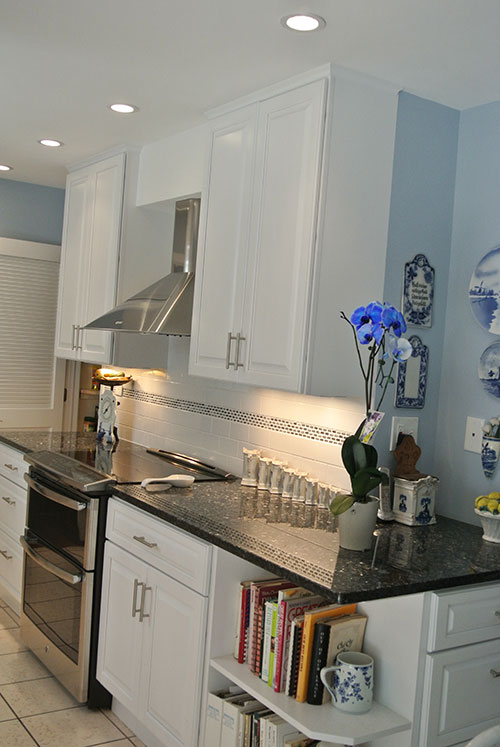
left=106, top=497, right=212, bottom=595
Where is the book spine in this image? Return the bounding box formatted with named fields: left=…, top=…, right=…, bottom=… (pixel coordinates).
left=238, top=587, right=250, bottom=663
left=261, top=601, right=274, bottom=682
left=248, top=585, right=258, bottom=671
left=273, top=600, right=287, bottom=692
left=255, top=602, right=266, bottom=675
left=268, top=602, right=278, bottom=687
left=234, top=584, right=243, bottom=659
left=306, top=622, right=330, bottom=705
left=288, top=625, right=303, bottom=698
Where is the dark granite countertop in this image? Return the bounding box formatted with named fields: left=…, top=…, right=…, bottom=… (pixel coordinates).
left=2, top=428, right=499, bottom=603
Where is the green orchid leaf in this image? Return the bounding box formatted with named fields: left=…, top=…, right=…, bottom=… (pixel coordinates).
left=329, top=494, right=355, bottom=516
left=351, top=467, right=385, bottom=499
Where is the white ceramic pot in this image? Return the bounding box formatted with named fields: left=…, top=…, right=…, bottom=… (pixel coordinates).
left=338, top=497, right=379, bottom=551
left=475, top=508, right=500, bottom=543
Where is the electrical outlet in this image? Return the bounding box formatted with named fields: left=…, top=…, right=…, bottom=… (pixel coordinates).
left=390, top=416, right=419, bottom=451
left=464, top=416, right=484, bottom=453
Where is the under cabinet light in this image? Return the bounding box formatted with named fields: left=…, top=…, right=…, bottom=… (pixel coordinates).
left=39, top=139, right=63, bottom=147
left=109, top=103, right=138, bottom=114
left=281, top=14, right=326, bottom=31
left=0, top=164, right=12, bottom=171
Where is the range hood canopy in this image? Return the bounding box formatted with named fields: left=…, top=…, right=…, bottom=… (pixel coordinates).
left=84, top=198, right=200, bottom=336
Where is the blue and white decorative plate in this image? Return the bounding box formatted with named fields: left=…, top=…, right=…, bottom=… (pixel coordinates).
left=469, top=246, right=500, bottom=334
left=479, top=341, right=500, bottom=398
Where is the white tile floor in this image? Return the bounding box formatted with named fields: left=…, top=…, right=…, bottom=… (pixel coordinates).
left=0, top=598, right=146, bottom=746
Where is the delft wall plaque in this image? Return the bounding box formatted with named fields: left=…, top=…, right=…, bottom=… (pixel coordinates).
left=403, top=254, right=434, bottom=328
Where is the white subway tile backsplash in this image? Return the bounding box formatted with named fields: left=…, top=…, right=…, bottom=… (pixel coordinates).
left=117, top=378, right=357, bottom=482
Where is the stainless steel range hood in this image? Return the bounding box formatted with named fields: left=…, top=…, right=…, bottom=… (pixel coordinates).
left=85, top=198, right=200, bottom=336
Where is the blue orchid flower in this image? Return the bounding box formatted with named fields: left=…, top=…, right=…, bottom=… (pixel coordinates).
left=356, top=322, right=384, bottom=345
left=350, top=301, right=384, bottom=329
left=382, top=304, right=407, bottom=337
left=387, top=335, right=412, bottom=361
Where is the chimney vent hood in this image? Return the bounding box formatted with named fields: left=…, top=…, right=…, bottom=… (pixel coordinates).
left=85, top=198, right=200, bottom=336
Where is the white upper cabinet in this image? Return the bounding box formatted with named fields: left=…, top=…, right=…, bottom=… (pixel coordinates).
left=55, top=152, right=125, bottom=364
left=189, top=78, right=327, bottom=391
left=189, top=66, right=399, bottom=395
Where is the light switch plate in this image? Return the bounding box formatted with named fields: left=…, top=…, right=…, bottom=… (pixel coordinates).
left=390, top=416, right=419, bottom=451
left=464, top=416, right=484, bottom=454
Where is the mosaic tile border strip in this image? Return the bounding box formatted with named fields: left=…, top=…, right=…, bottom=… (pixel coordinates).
left=122, top=389, right=349, bottom=445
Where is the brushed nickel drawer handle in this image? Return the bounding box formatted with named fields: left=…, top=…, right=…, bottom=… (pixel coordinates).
left=133, top=535, right=158, bottom=549
left=0, top=550, right=12, bottom=560
left=490, top=668, right=500, bottom=678
left=132, top=578, right=143, bottom=618
left=2, top=496, right=15, bottom=506
left=235, top=333, right=246, bottom=369
left=225, top=332, right=237, bottom=369
left=139, top=584, right=151, bottom=622
left=4, top=464, right=18, bottom=472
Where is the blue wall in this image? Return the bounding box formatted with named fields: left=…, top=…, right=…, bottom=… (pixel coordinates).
left=375, top=93, right=459, bottom=477
left=0, top=178, right=65, bottom=244
left=435, top=102, right=500, bottom=524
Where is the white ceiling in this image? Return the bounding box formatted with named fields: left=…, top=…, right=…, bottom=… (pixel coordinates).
left=2, top=0, right=500, bottom=188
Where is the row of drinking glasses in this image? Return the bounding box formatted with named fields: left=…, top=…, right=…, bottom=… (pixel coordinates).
left=241, top=448, right=342, bottom=509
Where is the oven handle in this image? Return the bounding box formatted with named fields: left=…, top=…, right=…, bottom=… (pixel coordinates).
left=20, top=536, right=83, bottom=585
left=24, top=474, right=87, bottom=512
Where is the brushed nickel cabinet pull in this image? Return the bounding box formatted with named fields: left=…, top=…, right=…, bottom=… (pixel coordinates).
left=0, top=550, right=12, bottom=560
left=71, top=324, right=77, bottom=350
left=225, top=332, right=237, bottom=369
left=133, top=535, right=158, bottom=549
left=4, top=463, right=18, bottom=472
left=139, top=584, right=151, bottom=622
left=490, top=668, right=500, bottom=678
left=75, top=325, right=82, bottom=351
left=235, top=333, right=246, bottom=369
left=132, top=578, right=143, bottom=618
left=1, top=496, right=15, bottom=506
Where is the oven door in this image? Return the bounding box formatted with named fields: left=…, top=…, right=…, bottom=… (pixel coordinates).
left=24, top=470, right=99, bottom=570
left=20, top=530, right=94, bottom=703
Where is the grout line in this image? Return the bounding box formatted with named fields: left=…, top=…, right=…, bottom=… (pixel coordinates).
left=18, top=717, right=42, bottom=747
left=100, top=708, right=134, bottom=738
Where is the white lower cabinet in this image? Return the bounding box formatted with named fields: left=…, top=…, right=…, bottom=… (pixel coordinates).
left=97, top=499, right=210, bottom=747
left=0, top=442, right=27, bottom=611
left=418, top=582, right=500, bottom=747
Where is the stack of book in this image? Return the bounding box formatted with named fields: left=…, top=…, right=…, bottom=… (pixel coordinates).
left=233, top=577, right=367, bottom=705
left=205, top=687, right=319, bottom=746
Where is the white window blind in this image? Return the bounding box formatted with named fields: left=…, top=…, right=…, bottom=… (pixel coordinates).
left=0, top=253, right=59, bottom=408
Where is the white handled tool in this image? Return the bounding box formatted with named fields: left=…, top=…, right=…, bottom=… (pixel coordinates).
left=141, top=474, right=195, bottom=490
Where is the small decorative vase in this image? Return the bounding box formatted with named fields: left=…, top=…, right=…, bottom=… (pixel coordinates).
left=475, top=508, right=500, bottom=543
left=337, top=497, right=379, bottom=551
left=481, top=436, right=500, bottom=478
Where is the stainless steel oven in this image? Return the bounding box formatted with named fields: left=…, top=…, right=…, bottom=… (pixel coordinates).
left=20, top=458, right=112, bottom=706
left=20, top=443, right=234, bottom=706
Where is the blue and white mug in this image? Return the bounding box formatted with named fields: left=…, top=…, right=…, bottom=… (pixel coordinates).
left=320, top=651, right=374, bottom=714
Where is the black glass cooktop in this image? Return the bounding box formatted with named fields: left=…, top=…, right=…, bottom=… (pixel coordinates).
left=25, top=441, right=233, bottom=494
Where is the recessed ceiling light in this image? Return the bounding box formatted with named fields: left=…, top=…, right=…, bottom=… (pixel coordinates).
left=109, top=103, right=138, bottom=114
left=281, top=14, right=326, bottom=31
left=0, top=164, right=12, bottom=171
left=39, top=139, right=63, bottom=147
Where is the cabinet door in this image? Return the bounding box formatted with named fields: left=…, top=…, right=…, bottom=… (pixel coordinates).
left=79, top=153, right=125, bottom=363
left=189, top=106, right=257, bottom=380
left=96, top=541, right=145, bottom=713
left=140, top=565, right=208, bottom=747
left=239, top=79, right=326, bottom=391
left=55, top=170, right=91, bottom=360
left=420, top=637, right=500, bottom=746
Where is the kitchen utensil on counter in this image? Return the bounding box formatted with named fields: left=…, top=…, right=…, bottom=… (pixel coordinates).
left=141, top=474, right=195, bottom=490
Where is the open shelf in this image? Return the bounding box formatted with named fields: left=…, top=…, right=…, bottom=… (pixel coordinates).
left=211, top=655, right=411, bottom=746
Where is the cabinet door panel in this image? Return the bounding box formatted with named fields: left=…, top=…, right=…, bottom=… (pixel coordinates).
left=421, top=638, right=500, bottom=746
left=97, top=542, right=144, bottom=712
left=241, top=80, right=326, bottom=390
left=79, top=153, right=125, bottom=363
left=189, top=107, right=257, bottom=379
left=141, top=566, right=208, bottom=747
left=55, top=172, right=90, bottom=360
